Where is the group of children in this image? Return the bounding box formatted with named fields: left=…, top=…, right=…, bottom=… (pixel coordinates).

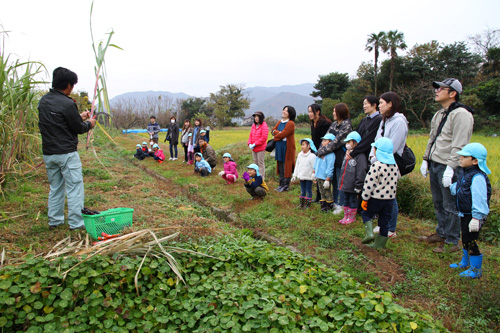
left=291, top=129, right=492, bottom=276
left=134, top=131, right=491, bottom=278
left=134, top=141, right=165, bottom=162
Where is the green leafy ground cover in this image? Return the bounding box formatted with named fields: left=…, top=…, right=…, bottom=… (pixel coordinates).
left=0, top=235, right=443, bottom=332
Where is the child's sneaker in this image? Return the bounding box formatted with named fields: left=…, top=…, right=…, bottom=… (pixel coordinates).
left=169, top=157, right=173, bottom=160
left=332, top=205, right=343, bottom=215
left=373, top=226, right=380, bottom=234
left=388, top=231, right=397, bottom=238
left=173, top=157, right=178, bottom=161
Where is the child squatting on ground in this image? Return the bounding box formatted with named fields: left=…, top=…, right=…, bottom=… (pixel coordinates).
left=219, top=153, right=238, bottom=184
left=361, top=137, right=400, bottom=249
left=243, top=164, right=269, bottom=200
left=152, top=144, right=165, bottom=163
left=194, top=152, right=212, bottom=177
left=292, top=139, right=317, bottom=209
left=134, top=144, right=147, bottom=160
left=449, top=143, right=491, bottom=279
left=313, top=133, right=336, bottom=213
left=338, top=131, right=368, bottom=225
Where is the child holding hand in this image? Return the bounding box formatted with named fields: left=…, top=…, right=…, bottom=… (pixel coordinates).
left=338, top=131, right=367, bottom=224
left=292, top=139, right=317, bottom=209
left=243, top=164, right=268, bottom=200
left=449, top=143, right=491, bottom=279
left=360, top=138, right=400, bottom=248
left=219, top=153, right=238, bottom=184
left=187, top=133, right=195, bottom=165
left=313, top=133, right=336, bottom=213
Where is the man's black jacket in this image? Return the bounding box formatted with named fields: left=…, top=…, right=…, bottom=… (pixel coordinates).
left=38, top=89, right=92, bottom=155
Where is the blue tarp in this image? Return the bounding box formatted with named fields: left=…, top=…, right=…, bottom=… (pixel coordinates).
left=122, top=129, right=180, bottom=134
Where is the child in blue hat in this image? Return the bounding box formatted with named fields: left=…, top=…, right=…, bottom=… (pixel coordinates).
left=194, top=152, right=212, bottom=177
left=449, top=143, right=491, bottom=278
left=313, top=133, right=336, bottom=213
left=292, top=138, right=317, bottom=208
left=243, top=164, right=269, bottom=200
left=360, top=137, right=400, bottom=248
left=219, top=153, right=239, bottom=184
left=134, top=144, right=147, bottom=160
left=338, top=131, right=367, bottom=225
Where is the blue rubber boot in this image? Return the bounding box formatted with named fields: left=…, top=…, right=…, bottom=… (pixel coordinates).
left=459, top=254, right=482, bottom=279
left=450, top=249, right=469, bottom=269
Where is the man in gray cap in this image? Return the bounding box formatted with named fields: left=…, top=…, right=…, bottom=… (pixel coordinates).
left=419, top=78, right=474, bottom=252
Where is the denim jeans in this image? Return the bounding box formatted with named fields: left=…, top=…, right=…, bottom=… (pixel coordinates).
left=43, top=152, right=85, bottom=229
left=300, top=180, right=313, bottom=198
left=388, top=199, right=398, bottom=232
left=361, top=198, right=394, bottom=237
left=332, top=166, right=345, bottom=206
left=169, top=144, right=178, bottom=158
left=343, top=192, right=358, bottom=209
left=429, top=161, right=461, bottom=245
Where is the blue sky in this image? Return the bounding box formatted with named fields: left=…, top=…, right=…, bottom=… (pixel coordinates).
left=2, top=0, right=499, bottom=98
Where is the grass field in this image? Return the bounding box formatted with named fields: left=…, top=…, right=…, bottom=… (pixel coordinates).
left=0, top=126, right=499, bottom=331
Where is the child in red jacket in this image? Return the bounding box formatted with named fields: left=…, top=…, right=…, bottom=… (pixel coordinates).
left=219, top=153, right=238, bottom=184
left=152, top=144, right=165, bottom=163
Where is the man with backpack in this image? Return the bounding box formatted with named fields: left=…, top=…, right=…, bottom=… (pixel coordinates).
left=419, top=78, right=474, bottom=253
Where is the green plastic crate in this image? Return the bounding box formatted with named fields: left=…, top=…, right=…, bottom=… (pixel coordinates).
left=82, top=208, right=134, bottom=239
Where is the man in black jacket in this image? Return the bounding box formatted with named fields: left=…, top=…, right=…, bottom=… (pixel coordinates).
left=38, top=67, right=96, bottom=230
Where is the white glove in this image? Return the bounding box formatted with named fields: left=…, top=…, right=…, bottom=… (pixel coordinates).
left=249, top=143, right=256, bottom=150
left=218, top=171, right=225, bottom=177
left=442, top=166, right=454, bottom=188
left=469, top=218, right=480, bottom=232
left=323, top=180, right=330, bottom=189
left=420, top=160, right=428, bottom=178
left=291, top=176, right=297, bottom=182
left=370, top=156, right=377, bottom=164
left=312, top=174, right=317, bottom=181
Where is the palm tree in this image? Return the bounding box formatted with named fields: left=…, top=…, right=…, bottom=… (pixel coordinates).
left=383, top=30, right=407, bottom=91
left=365, top=31, right=386, bottom=96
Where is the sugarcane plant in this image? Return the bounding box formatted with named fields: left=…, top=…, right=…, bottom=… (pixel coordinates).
left=86, top=0, right=122, bottom=150
left=0, top=28, right=45, bottom=194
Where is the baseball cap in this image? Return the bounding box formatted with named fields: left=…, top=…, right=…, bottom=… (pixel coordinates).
left=321, top=133, right=336, bottom=141
left=432, top=78, right=462, bottom=94
left=153, top=144, right=159, bottom=149
left=223, top=153, right=232, bottom=158
left=344, top=131, right=362, bottom=143
left=136, top=144, right=141, bottom=148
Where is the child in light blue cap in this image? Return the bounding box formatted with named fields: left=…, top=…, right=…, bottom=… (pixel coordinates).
left=449, top=143, right=491, bottom=279
left=291, top=138, right=317, bottom=208
left=134, top=144, right=147, bottom=160
left=360, top=137, right=400, bottom=249
left=313, top=133, right=336, bottom=213
left=338, top=131, right=367, bottom=225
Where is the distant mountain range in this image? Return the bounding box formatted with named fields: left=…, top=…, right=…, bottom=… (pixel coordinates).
left=110, top=83, right=317, bottom=119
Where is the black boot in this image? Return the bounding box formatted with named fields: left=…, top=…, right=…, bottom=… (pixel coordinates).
left=320, top=201, right=328, bottom=213
left=275, top=178, right=283, bottom=192
left=279, top=178, right=291, bottom=192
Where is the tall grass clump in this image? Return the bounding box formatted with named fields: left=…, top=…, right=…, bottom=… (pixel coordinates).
left=0, top=30, right=45, bottom=193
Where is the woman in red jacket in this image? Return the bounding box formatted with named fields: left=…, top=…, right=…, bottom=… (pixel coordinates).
left=247, top=111, right=269, bottom=179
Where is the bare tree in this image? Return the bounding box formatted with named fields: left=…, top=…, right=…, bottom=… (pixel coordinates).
left=397, top=80, right=434, bottom=129
left=468, top=27, right=500, bottom=56
left=110, top=97, right=142, bottom=129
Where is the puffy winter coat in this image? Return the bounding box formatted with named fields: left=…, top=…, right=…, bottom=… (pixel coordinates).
left=223, top=160, right=239, bottom=179
left=154, top=149, right=165, bottom=161
left=248, top=122, right=269, bottom=152
left=292, top=150, right=316, bottom=181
